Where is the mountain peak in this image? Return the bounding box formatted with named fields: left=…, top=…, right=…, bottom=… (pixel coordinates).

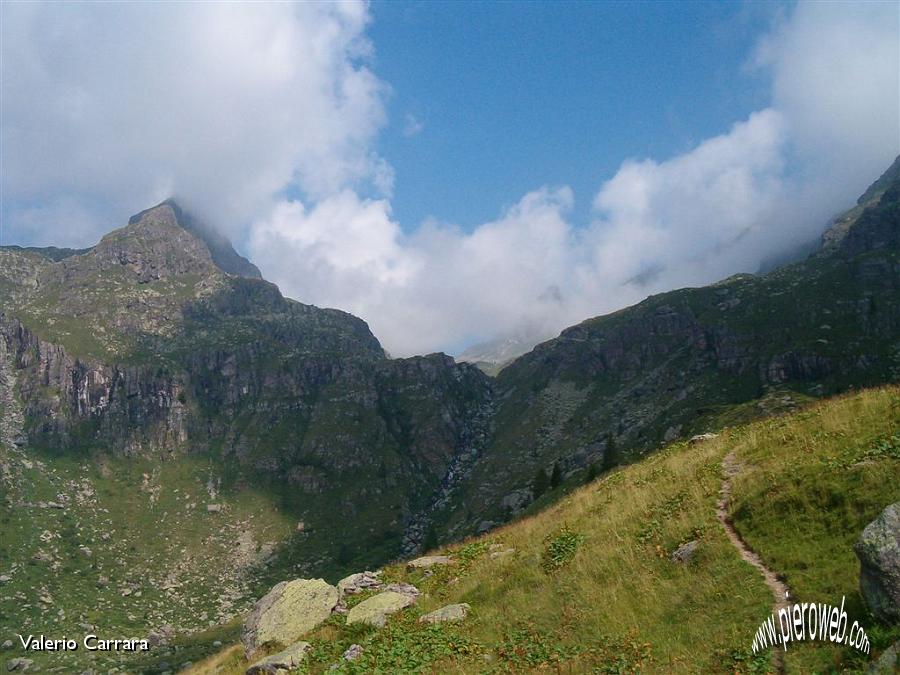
left=820, top=155, right=900, bottom=254
left=127, top=199, right=262, bottom=279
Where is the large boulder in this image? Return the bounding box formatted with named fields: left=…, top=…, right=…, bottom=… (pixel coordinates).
left=855, top=502, right=900, bottom=623
left=242, top=579, right=339, bottom=655
left=245, top=641, right=310, bottom=674
left=346, top=591, right=416, bottom=627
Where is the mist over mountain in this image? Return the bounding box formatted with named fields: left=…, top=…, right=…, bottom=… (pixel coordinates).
left=2, top=2, right=896, bottom=357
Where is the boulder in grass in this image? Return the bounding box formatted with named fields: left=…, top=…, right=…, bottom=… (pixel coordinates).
left=242, top=579, right=339, bottom=655
left=670, top=540, right=699, bottom=564
left=406, top=555, right=452, bottom=570
left=418, top=603, right=470, bottom=624
left=342, top=644, right=363, bottom=661
left=854, top=502, right=900, bottom=623
left=337, top=570, right=381, bottom=597
left=245, top=641, right=310, bottom=674
left=382, top=582, right=420, bottom=598
left=346, top=591, right=416, bottom=627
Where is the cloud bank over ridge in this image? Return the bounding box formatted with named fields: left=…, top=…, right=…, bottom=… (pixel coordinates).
left=2, top=2, right=898, bottom=356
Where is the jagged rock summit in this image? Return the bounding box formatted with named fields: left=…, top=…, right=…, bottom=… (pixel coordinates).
left=128, top=199, right=262, bottom=279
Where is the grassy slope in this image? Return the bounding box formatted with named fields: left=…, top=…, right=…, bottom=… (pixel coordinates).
left=0, top=448, right=296, bottom=673
left=190, top=386, right=900, bottom=675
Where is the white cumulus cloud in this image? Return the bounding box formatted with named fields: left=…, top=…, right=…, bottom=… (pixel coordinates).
left=2, top=1, right=897, bottom=357
left=1, top=1, right=387, bottom=245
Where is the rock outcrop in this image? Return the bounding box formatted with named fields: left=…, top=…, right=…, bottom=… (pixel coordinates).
left=855, top=502, right=900, bottom=623
left=241, top=579, right=339, bottom=655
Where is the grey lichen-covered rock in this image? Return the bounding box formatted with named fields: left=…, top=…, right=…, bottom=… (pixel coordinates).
left=418, top=603, right=470, bottom=624
left=245, top=641, right=310, bottom=674
left=5, top=658, right=33, bottom=672
left=407, top=555, right=452, bottom=570
left=337, top=571, right=381, bottom=597
left=489, top=543, right=515, bottom=559
left=854, top=502, right=900, bottom=623
left=868, top=640, right=899, bottom=674
left=382, top=582, right=420, bottom=598
left=689, top=433, right=719, bottom=445
left=242, top=579, right=338, bottom=655
left=346, top=591, right=416, bottom=627
left=342, top=644, right=363, bottom=661
left=670, top=540, right=699, bottom=564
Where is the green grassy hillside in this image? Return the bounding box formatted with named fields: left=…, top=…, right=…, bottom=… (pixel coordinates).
left=190, top=386, right=899, bottom=674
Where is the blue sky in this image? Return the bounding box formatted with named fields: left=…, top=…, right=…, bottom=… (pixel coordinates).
left=370, top=1, right=773, bottom=230
left=2, top=1, right=898, bottom=356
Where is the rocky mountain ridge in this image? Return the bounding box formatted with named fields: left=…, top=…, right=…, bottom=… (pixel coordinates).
left=1, top=155, right=899, bottom=582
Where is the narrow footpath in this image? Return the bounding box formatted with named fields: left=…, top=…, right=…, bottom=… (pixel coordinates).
left=717, top=450, right=790, bottom=674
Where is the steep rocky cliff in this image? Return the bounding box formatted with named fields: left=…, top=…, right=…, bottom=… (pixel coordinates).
left=0, top=202, right=492, bottom=574
left=432, top=158, right=900, bottom=538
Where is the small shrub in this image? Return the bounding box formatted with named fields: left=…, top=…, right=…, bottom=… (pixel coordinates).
left=542, top=525, right=585, bottom=572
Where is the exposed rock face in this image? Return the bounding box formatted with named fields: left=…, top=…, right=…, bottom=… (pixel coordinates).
left=855, top=502, right=900, bottom=623
left=346, top=591, right=416, bottom=627
left=418, top=603, right=470, bottom=624
left=436, top=163, right=900, bottom=540
left=241, top=579, right=338, bottom=655
left=245, top=641, right=310, bottom=674
left=128, top=200, right=262, bottom=280
left=0, top=201, right=495, bottom=569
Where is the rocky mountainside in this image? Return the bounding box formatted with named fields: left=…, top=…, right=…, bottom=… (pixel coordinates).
left=428, top=156, right=900, bottom=540
left=1, top=158, right=899, bottom=672
left=0, top=201, right=492, bottom=578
